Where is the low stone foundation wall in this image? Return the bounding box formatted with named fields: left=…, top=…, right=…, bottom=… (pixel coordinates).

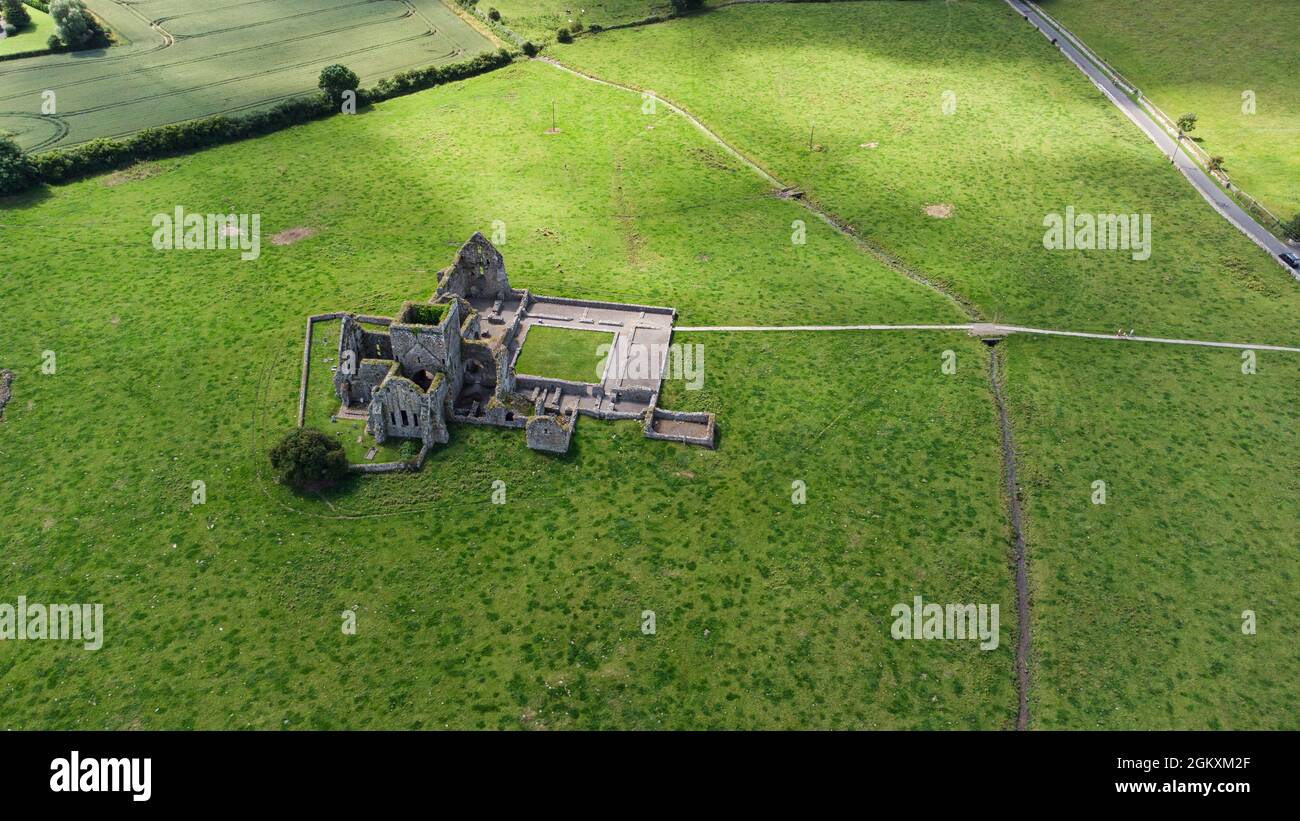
left=644, top=408, right=716, bottom=448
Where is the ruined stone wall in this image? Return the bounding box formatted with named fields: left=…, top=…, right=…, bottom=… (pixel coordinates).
left=525, top=413, right=574, bottom=454
left=369, top=375, right=448, bottom=447
left=0, top=369, right=13, bottom=421
left=334, top=315, right=394, bottom=404
left=434, top=232, right=511, bottom=300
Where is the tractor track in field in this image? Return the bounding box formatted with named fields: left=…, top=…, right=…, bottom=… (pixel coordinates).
left=538, top=52, right=1037, bottom=730
left=0, top=12, right=435, bottom=106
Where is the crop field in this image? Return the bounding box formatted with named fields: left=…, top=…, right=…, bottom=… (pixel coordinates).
left=0, top=0, right=495, bottom=151
left=1041, top=0, right=1300, bottom=220
left=1, top=0, right=1295, bottom=735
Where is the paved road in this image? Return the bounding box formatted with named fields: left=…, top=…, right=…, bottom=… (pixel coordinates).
left=1006, top=0, right=1299, bottom=280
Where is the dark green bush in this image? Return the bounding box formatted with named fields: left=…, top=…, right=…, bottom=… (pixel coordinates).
left=0, top=135, right=39, bottom=196
left=521, top=40, right=538, bottom=57
left=318, top=63, right=360, bottom=107
left=270, top=428, right=349, bottom=488
left=556, top=27, right=571, bottom=43
left=487, top=7, right=499, bottom=20
left=2, top=0, right=31, bottom=29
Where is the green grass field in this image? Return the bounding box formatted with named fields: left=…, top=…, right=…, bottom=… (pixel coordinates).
left=0, top=7, right=58, bottom=58
left=554, top=0, right=1300, bottom=728
left=1004, top=337, right=1299, bottom=728
left=486, top=0, right=673, bottom=42
left=559, top=1, right=1300, bottom=341
left=0, top=60, right=1016, bottom=729
left=2, top=1, right=1295, bottom=731
left=1042, top=0, right=1300, bottom=221
left=0, top=0, right=495, bottom=151
left=514, top=326, right=613, bottom=383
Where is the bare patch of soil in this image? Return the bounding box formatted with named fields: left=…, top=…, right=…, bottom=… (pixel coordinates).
left=271, top=227, right=317, bottom=246
left=103, top=163, right=164, bottom=187
left=924, top=203, right=954, bottom=218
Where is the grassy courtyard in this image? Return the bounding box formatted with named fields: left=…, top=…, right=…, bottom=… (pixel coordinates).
left=514, top=325, right=613, bottom=383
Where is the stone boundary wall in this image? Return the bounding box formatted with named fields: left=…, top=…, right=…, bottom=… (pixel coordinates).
left=529, top=294, right=676, bottom=317
left=298, top=312, right=349, bottom=427
left=348, top=442, right=430, bottom=474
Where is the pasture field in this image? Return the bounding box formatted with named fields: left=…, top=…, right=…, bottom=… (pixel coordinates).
left=0, top=7, right=58, bottom=58
left=0, top=0, right=496, bottom=151
left=0, top=62, right=1016, bottom=729
left=1003, top=337, right=1299, bottom=729
left=553, top=0, right=1300, bottom=727
left=485, top=0, right=672, bottom=42
left=559, top=0, right=1300, bottom=340
left=1041, top=0, right=1300, bottom=221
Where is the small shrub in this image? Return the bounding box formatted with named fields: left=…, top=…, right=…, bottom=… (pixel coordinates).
left=269, top=428, right=348, bottom=489
left=571, top=20, right=584, bottom=33
left=1283, top=213, right=1300, bottom=242
left=669, top=0, right=703, bottom=13
left=556, top=27, right=571, bottom=43
left=521, top=40, right=538, bottom=57
left=487, top=7, right=499, bottom=20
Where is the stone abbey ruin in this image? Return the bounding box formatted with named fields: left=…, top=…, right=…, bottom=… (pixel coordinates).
left=328, top=234, right=715, bottom=467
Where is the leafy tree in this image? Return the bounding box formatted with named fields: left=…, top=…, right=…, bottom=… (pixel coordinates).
left=1283, top=213, right=1300, bottom=243
left=2, top=0, right=31, bottom=30
left=0, top=134, right=39, bottom=196
left=269, top=428, right=349, bottom=488
left=50, top=0, right=91, bottom=45
left=1176, top=112, right=1197, bottom=137
left=318, top=64, right=360, bottom=107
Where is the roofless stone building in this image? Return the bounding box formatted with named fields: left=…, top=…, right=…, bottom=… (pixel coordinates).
left=331, top=234, right=714, bottom=462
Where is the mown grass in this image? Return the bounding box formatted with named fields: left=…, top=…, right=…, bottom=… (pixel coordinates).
left=0, top=7, right=57, bottom=58
left=0, top=62, right=1012, bottom=728
left=1003, top=336, right=1299, bottom=728
left=514, top=325, right=612, bottom=383
left=1041, top=0, right=1300, bottom=220
left=559, top=0, right=1300, bottom=341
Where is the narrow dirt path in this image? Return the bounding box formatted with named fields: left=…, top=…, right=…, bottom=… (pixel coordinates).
left=988, top=348, right=1031, bottom=730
